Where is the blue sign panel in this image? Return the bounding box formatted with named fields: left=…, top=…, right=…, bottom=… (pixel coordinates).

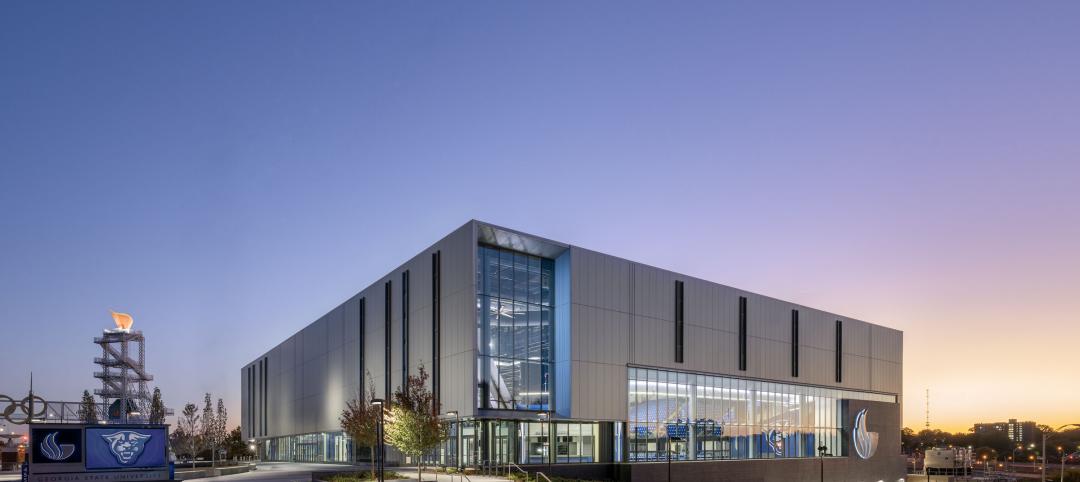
left=85, top=427, right=167, bottom=470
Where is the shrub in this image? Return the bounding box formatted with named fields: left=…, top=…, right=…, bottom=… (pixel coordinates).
left=324, top=470, right=404, bottom=481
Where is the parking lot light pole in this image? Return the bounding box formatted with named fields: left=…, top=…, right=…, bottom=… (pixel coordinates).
left=1059, top=446, right=1064, bottom=482
left=538, top=411, right=551, bottom=474
left=372, top=399, right=384, bottom=482
left=446, top=411, right=460, bottom=471
left=817, top=445, right=827, bottom=482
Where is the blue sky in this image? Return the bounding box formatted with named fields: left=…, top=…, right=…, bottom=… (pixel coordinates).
left=2, top=1, right=1078, bottom=431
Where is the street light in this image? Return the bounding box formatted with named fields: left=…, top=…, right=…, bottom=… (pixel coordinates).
left=372, top=399, right=385, bottom=482
left=817, top=445, right=828, bottom=482
left=1058, top=446, right=1065, bottom=482
left=537, top=411, right=552, bottom=474
left=446, top=411, right=460, bottom=471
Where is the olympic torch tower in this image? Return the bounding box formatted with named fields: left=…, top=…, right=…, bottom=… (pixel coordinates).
left=93, top=311, right=154, bottom=423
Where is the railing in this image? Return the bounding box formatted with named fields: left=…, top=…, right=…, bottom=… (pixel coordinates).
left=444, top=467, right=473, bottom=482
left=507, top=463, right=529, bottom=481
left=536, top=473, right=553, bottom=482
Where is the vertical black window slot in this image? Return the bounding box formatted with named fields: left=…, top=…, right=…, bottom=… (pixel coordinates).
left=262, top=357, right=268, bottom=436
left=835, top=320, right=843, bottom=383
left=247, top=365, right=253, bottom=438
left=432, top=251, right=441, bottom=408
left=384, top=280, right=392, bottom=398
left=790, top=310, right=799, bottom=378
left=738, top=296, right=748, bottom=371
left=402, top=270, right=410, bottom=383
left=255, top=361, right=260, bottom=437
left=359, top=297, right=366, bottom=386
left=674, top=280, right=684, bottom=363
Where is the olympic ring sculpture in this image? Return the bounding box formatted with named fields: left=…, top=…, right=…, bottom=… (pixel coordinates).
left=0, top=393, right=49, bottom=424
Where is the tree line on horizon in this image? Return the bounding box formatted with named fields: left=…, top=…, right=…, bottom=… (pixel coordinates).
left=903, top=425, right=1080, bottom=462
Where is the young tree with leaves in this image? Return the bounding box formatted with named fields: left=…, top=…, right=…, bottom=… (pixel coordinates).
left=149, top=387, right=166, bottom=424
left=340, top=371, right=380, bottom=463
left=77, top=390, right=98, bottom=424
left=178, top=403, right=201, bottom=468
left=384, top=366, right=447, bottom=482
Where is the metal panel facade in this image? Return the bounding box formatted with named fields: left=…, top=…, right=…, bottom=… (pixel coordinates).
left=241, top=221, right=477, bottom=440
left=241, top=220, right=903, bottom=464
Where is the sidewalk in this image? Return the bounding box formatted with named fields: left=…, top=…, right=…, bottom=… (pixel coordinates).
left=391, top=467, right=510, bottom=482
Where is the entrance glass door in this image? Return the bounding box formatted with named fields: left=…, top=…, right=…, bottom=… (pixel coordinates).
left=487, top=420, right=513, bottom=464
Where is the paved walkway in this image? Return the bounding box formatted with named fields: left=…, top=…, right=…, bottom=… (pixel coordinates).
left=202, top=463, right=511, bottom=482
left=0, top=463, right=515, bottom=482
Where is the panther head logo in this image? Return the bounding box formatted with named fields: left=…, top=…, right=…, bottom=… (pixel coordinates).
left=102, top=431, right=151, bottom=464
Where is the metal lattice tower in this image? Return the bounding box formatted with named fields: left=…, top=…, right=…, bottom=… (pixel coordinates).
left=925, top=388, right=930, bottom=429
left=93, top=315, right=153, bottom=423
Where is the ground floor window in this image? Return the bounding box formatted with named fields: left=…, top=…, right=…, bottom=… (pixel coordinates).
left=627, top=367, right=895, bottom=462
left=427, top=419, right=604, bottom=467
left=259, top=431, right=354, bottom=463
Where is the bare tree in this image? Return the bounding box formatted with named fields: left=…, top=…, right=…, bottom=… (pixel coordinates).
left=200, top=394, right=216, bottom=466
left=178, top=403, right=201, bottom=469
left=210, top=398, right=228, bottom=465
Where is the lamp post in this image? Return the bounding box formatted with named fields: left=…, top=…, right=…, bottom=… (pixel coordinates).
left=372, top=399, right=384, bottom=482
left=817, top=445, right=827, bottom=482
left=1042, top=424, right=1080, bottom=482
left=1058, top=446, right=1064, bottom=482
left=537, top=411, right=551, bottom=475
left=446, top=411, right=461, bottom=471
left=1012, top=445, right=1024, bottom=473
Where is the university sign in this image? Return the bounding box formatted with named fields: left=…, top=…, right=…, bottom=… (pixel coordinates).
left=27, top=424, right=168, bottom=482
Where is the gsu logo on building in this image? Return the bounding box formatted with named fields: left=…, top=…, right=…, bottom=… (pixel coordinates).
left=853, top=408, right=879, bottom=459
left=101, top=431, right=152, bottom=464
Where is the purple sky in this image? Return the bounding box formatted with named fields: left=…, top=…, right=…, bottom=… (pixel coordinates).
left=2, top=1, right=1079, bottom=433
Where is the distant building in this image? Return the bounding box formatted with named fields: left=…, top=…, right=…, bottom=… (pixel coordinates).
left=973, top=419, right=1037, bottom=444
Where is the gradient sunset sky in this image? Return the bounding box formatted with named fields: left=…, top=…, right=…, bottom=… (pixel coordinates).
left=2, top=1, right=1079, bottom=434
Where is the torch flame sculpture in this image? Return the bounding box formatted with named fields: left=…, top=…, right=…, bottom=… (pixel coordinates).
left=110, top=311, right=134, bottom=332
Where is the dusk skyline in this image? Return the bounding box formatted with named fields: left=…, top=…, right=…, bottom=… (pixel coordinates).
left=3, top=1, right=1080, bottom=435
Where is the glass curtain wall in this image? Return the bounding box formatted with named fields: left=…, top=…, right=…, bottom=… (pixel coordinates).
left=627, top=367, right=895, bottom=462
left=476, top=245, right=554, bottom=410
